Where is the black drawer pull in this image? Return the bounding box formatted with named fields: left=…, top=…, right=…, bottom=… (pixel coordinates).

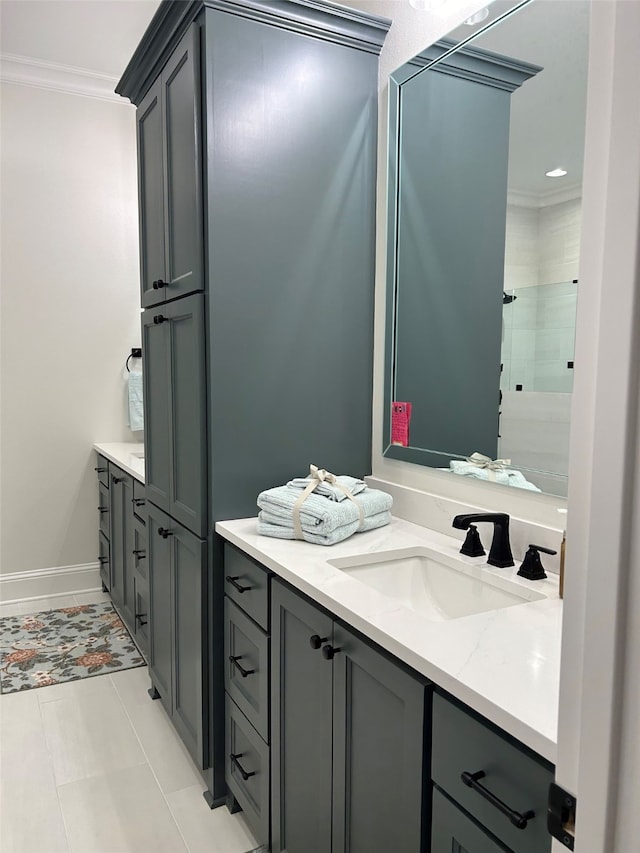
left=461, top=770, right=535, bottom=830
left=158, top=527, right=173, bottom=539
left=152, top=279, right=167, bottom=290
left=230, top=753, right=256, bottom=781
left=98, top=506, right=108, bottom=514
left=225, top=575, right=252, bottom=594
left=112, top=476, right=123, bottom=484
left=229, top=655, right=255, bottom=678
left=98, top=556, right=108, bottom=564
left=94, top=466, right=107, bottom=473
left=135, top=613, right=148, bottom=627
left=309, top=634, right=329, bottom=650
left=322, top=644, right=341, bottom=660
left=132, top=498, right=146, bottom=507
left=133, top=549, right=146, bottom=559
left=153, top=314, right=167, bottom=324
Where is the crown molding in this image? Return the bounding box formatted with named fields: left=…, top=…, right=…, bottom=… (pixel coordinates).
left=508, top=182, right=583, bottom=209
left=0, top=54, right=124, bottom=103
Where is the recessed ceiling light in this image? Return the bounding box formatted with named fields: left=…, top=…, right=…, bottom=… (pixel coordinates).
left=464, top=8, right=490, bottom=25
left=545, top=168, right=568, bottom=178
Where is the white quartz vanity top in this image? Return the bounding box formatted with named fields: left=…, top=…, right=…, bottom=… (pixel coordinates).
left=94, top=442, right=145, bottom=483
left=216, top=516, right=562, bottom=764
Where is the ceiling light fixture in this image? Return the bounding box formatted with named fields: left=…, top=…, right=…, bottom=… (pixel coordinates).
left=464, top=7, right=490, bottom=24
left=545, top=168, right=568, bottom=178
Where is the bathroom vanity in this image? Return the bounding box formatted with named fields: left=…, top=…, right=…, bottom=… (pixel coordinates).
left=217, top=517, right=560, bottom=852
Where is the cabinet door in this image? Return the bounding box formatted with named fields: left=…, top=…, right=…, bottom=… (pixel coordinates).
left=164, top=293, right=207, bottom=536
left=331, top=625, right=428, bottom=853
left=161, top=23, right=203, bottom=302
left=147, top=502, right=173, bottom=710
left=271, top=580, right=333, bottom=853
left=171, top=522, right=207, bottom=769
left=109, top=467, right=125, bottom=609
left=142, top=310, right=171, bottom=514
left=137, top=76, right=166, bottom=309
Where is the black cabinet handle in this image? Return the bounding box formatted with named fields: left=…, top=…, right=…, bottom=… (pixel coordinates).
left=135, top=613, right=148, bottom=627
left=158, top=527, right=173, bottom=539
left=132, top=498, right=146, bottom=507
left=152, top=279, right=167, bottom=290
left=98, top=506, right=108, bottom=513
left=94, top=466, right=107, bottom=473
left=153, top=314, right=167, bottom=324
left=322, top=644, right=341, bottom=660
left=132, top=549, right=146, bottom=559
left=225, top=575, right=252, bottom=594
left=230, top=753, right=255, bottom=782
left=112, top=476, right=123, bottom=484
left=98, top=556, right=108, bottom=564
left=309, top=634, right=329, bottom=650
left=228, top=655, right=255, bottom=678
left=461, top=771, right=535, bottom=830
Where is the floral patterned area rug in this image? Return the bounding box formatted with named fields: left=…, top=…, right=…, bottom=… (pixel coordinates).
left=0, top=602, right=145, bottom=694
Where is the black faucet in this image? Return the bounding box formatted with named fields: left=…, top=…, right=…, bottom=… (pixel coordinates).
left=452, top=513, right=514, bottom=568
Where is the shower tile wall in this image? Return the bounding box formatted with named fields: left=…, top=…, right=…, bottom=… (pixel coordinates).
left=498, top=198, right=580, bottom=495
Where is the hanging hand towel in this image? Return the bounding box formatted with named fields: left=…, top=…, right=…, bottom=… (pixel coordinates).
left=128, top=371, right=144, bottom=432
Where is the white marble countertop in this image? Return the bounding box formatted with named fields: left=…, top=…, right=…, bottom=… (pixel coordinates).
left=216, top=516, right=562, bottom=764
left=94, top=442, right=145, bottom=482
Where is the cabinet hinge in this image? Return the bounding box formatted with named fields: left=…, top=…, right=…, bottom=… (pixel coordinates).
left=548, top=782, right=576, bottom=850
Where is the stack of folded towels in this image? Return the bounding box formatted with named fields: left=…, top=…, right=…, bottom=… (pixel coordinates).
left=257, top=465, right=393, bottom=546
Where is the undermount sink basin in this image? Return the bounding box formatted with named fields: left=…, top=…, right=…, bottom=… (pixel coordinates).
left=327, top=547, right=545, bottom=621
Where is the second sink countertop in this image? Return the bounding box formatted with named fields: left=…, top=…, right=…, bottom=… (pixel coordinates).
left=94, top=442, right=145, bottom=482
left=216, top=516, right=562, bottom=764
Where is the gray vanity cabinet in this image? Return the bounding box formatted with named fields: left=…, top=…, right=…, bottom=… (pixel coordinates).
left=147, top=501, right=208, bottom=769
left=118, top=0, right=390, bottom=808
left=141, top=293, right=207, bottom=537
left=136, top=23, right=203, bottom=309
left=271, top=579, right=429, bottom=853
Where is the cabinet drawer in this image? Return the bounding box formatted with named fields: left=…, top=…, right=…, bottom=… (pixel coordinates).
left=98, top=531, right=110, bottom=589
left=226, top=696, right=270, bottom=847
left=225, top=598, right=269, bottom=743
left=98, top=482, right=110, bottom=538
left=132, top=480, right=146, bottom=524
left=432, top=787, right=510, bottom=853
left=133, top=520, right=148, bottom=580
left=224, top=544, right=269, bottom=631
left=95, top=454, right=109, bottom=488
left=432, top=692, right=553, bottom=853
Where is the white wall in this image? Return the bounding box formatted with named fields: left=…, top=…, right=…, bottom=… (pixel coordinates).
left=0, top=80, right=141, bottom=577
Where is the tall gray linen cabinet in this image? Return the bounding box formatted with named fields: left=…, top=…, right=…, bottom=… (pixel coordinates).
left=116, top=0, right=390, bottom=809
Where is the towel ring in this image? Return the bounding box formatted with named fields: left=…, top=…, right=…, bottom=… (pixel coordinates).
left=126, top=350, right=142, bottom=373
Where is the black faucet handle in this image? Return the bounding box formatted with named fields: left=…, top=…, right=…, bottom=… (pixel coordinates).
left=460, top=524, right=486, bottom=558
left=517, top=544, right=558, bottom=580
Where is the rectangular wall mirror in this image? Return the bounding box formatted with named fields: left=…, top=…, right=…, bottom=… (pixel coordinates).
left=383, top=0, right=590, bottom=498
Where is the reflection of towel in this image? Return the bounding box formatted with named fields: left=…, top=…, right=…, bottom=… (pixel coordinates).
left=448, top=461, right=541, bottom=491
left=128, top=371, right=144, bottom=431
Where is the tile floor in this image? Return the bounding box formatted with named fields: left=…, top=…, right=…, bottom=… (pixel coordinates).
left=0, top=590, right=258, bottom=853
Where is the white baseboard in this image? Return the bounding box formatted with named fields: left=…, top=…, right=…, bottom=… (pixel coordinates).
left=0, top=562, right=102, bottom=604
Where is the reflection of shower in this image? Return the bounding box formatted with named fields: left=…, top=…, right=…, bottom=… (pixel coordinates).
left=503, top=291, right=517, bottom=304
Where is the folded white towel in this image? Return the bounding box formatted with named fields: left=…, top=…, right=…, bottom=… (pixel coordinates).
left=258, top=509, right=392, bottom=546
left=128, top=371, right=144, bottom=432
left=257, top=485, right=392, bottom=534
left=286, top=474, right=366, bottom=502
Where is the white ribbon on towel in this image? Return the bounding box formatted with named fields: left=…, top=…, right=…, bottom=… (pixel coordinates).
left=292, top=464, right=365, bottom=540
left=465, top=452, right=512, bottom=482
